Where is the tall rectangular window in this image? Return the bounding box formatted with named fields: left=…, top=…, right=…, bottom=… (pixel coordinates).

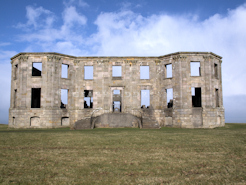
left=191, top=87, right=201, bottom=107
left=112, top=66, right=122, bottom=77
left=166, top=88, right=173, bottom=108
left=190, top=62, right=200, bottom=76
left=61, top=64, right=69, bottom=78
left=31, top=88, right=41, bottom=108
left=214, top=63, right=218, bottom=78
left=32, top=63, right=42, bottom=76
left=141, top=90, right=150, bottom=108
left=14, top=64, right=18, bottom=80
left=140, top=66, right=149, bottom=79
left=165, top=64, right=172, bottom=78
left=84, top=90, right=93, bottom=108
left=84, top=66, right=93, bottom=80
left=14, top=89, right=17, bottom=108
left=61, top=89, right=68, bottom=108
left=215, top=89, right=219, bottom=107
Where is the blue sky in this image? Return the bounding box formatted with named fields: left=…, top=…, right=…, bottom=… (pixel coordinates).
left=1, top=0, right=246, bottom=124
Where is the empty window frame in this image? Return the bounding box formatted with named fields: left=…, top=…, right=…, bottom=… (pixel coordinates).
left=31, top=88, right=41, bottom=108
left=215, top=88, right=219, bottom=107
left=140, top=66, right=150, bottom=79
left=14, top=89, right=17, bottom=108
left=84, top=66, right=93, bottom=80
left=141, top=90, right=150, bottom=108
left=165, top=64, right=172, bottom=78
left=84, top=90, right=93, bottom=108
left=166, top=88, right=173, bottom=108
left=14, top=64, right=18, bottom=80
left=112, top=66, right=122, bottom=77
left=214, top=63, right=218, bottom=78
left=61, top=64, right=69, bottom=78
left=60, top=89, right=68, bottom=108
left=191, top=87, right=201, bottom=107
left=32, top=62, right=42, bottom=76
left=190, top=62, right=200, bottom=76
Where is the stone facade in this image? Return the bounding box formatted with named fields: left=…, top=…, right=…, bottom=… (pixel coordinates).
left=9, top=52, right=225, bottom=128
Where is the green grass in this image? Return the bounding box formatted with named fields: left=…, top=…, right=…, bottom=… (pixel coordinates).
left=0, top=124, right=245, bottom=184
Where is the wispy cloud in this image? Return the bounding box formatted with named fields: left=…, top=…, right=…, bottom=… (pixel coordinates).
left=63, top=0, right=89, bottom=8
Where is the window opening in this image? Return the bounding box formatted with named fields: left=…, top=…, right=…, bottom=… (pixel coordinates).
left=31, top=88, right=41, bottom=108
left=32, top=63, right=42, bottom=76
left=61, top=64, right=69, bottom=78
left=84, top=90, right=93, bottom=108
left=141, top=90, right=150, bottom=108
left=166, top=88, right=173, bottom=108
left=84, top=66, right=93, bottom=80
left=191, top=87, right=201, bottom=107
left=215, top=89, right=219, bottom=107
left=14, top=64, right=18, bottom=80
left=165, top=64, right=172, bottom=78
left=140, top=66, right=149, bottom=79
left=214, top=63, right=218, bottom=78
left=60, top=89, right=68, bottom=108
left=190, top=62, right=200, bottom=76
left=14, top=89, right=17, bottom=108
left=112, top=66, right=122, bottom=77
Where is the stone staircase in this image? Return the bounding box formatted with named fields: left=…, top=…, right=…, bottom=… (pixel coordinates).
left=74, top=118, right=91, bottom=129
left=142, top=117, right=160, bottom=129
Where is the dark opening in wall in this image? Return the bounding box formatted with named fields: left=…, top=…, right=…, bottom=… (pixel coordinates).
left=61, top=64, right=69, bottom=78
left=32, top=63, right=42, bottom=76
left=141, top=90, right=150, bottom=108
left=165, top=64, right=172, bottom=78
left=84, top=66, right=93, bottom=80
left=14, top=64, right=18, bottom=80
left=112, top=66, right=122, bottom=77
left=215, top=88, right=219, bottom=107
left=14, top=89, right=17, bottom=108
left=12, top=117, right=15, bottom=126
left=60, top=89, right=68, bottom=108
left=84, top=90, right=93, bottom=108
left=190, top=62, right=200, bottom=76
left=192, top=87, right=201, bottom=107
left=214, top=63, right=218, bottom=78
left=31, top=88, right=41, bottom=108
left=140, top=66, right=149, bottom=79
left=166, top=88, right=173, bottom=108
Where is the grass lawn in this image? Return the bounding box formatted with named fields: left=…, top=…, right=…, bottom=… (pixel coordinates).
left=0, top=123, right=245, bottom=184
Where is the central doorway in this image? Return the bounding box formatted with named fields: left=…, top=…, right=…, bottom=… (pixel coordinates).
left=110, top=87, right=124, bottom=113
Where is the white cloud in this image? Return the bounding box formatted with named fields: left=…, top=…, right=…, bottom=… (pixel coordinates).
left=62, top=6, right=87, bottom=27
left=16, top=6, right=55, bottom=30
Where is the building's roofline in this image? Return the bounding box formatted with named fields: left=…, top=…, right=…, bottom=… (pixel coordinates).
left=11, top=51, right=222, bottom=60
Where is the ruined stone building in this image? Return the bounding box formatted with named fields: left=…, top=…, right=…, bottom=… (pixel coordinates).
left=9, top=52, right=225, bottom=129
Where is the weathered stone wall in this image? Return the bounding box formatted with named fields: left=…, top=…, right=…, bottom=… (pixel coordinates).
left=9, top=52, right=225, bottom=128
